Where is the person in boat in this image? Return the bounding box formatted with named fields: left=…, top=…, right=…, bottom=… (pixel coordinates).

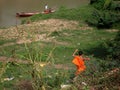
left=44, top=4, right=53, bottom=14
left=72, top=49, right=90, bottom=76
left=48, top=8, right=52, bottom=13
left=44, top=4, right=48, bottom=12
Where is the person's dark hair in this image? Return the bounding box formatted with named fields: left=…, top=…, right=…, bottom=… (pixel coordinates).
left=78, top=51, right=83, bottom=55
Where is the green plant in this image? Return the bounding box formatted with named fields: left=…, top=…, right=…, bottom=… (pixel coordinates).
left=86, top=10, right=120, bottom=28
left=103, top=0, right=112, bottom=9
left=0, top=62, right=8, bottom=82
left=91, top=0, right=105, bottom=10
left=90, top=0, right=99, bottom=4
left=105, top=31, right=120, bottom=62
left=23, top=42, right=56, bottom=90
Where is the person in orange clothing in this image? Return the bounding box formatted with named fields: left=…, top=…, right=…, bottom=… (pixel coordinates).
left=72, top=49, right=90, bottom=76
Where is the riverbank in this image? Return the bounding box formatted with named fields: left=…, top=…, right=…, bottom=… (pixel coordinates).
left=0, top=4, right=119, bottom=90
left=0, top=19, right=93, bottom=45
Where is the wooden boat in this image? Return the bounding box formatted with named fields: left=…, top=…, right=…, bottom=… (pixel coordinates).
left=16, top=12, right=40, bottom=17
left=41, top=9, right=55, bottom=14
left=16, top=9, right=55, bottom=17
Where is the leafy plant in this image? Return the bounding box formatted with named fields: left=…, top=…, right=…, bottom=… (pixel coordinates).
left=103, top=0, right=112, bottom=9
left=106, top=31, right=120, bottom=62
left=86, top=10, right=120, bottom=28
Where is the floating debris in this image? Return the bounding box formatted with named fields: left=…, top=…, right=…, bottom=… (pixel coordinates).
left=2, top=77, right=14, bottom=82
left=61, top=84, right=71, bottom=89
left=82, top=82, right=87, bottom=86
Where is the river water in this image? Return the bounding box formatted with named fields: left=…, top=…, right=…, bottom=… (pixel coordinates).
left=0, top=0, right=89, bottom=28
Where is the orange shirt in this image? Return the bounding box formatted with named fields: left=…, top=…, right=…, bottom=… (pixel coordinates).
left=72, top=56, right=86, bottom=69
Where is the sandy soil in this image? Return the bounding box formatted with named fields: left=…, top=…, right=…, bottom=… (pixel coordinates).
left=0, top=19, right=92, bottom=45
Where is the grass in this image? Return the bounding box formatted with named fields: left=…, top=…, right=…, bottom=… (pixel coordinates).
left=22, top=5, right=95, bottom=24
left=0, top=28, right=117, bottom=89
left=0, top=39, right=16, bottom=46
left=0, top=29, right=117, bottom=61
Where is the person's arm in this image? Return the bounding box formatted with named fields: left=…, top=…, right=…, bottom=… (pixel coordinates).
left=83, top=57, right=90, bottom=61
left=72, top=49, right=78, bottom=57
